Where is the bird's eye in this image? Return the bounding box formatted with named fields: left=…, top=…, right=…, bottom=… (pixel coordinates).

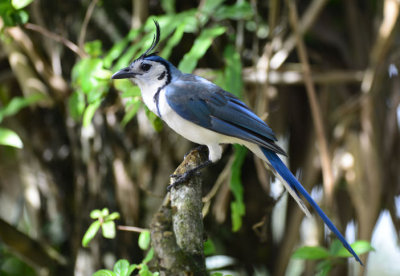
left=140, top=63, right=152, bottom=72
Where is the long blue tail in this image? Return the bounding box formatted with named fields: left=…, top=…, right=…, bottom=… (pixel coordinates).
left=262, top=148, right=363, bottom=265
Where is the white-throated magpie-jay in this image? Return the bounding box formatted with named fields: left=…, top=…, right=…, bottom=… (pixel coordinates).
left=111, top=20, right=362, bottom=265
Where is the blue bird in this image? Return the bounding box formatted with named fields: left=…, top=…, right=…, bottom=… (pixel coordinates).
left=112, top=21, right=362, bottom=265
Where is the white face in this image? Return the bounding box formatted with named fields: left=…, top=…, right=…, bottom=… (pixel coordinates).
left=128, top=59, right=168, bottom=89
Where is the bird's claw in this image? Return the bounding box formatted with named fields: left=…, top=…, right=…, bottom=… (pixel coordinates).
left=167, top=170, right=201, bottom=191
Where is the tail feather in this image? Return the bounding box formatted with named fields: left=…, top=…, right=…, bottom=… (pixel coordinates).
left=262, top=147, right=363, bottom=265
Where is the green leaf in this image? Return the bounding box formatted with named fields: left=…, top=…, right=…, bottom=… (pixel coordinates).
left=93, top=270, right=117, bottom=276
left=115, top=80, right=141, bottom=98
left=292, top=246, right=331, bottom=260
left=101, top=220, right=116, bottom=239
left=200, top=0, right=225, bottom=16
left=145, top=108, right=163, bottom=132
left=178, top=26, right=226, bottom=73
left=160, top=23, right=186, bottom=59
left=0, top=127, right=23, bottom=148
left=82, top=220, right=101, bottom=247
left=138, top=230, right=151, bottom=250
left=104, top=29, right=140, bottom=68
left=316, top=260, right=333, bottom=276
left=161, top=0, right=175, bottom=14
left=11, top=0, right=33, bottom=9
left=90, top=209, right=103, bottom=219
left=106, top=212, right=120, bottom=221
left=82, top=100, right=101, bottom=127
left=142, top=248, right=154, bottom=264
left=121, top=97, right=142, bottom=127
left=223, top=45, right=242, bottom=98
left=203, top=238, right=216, bottom=256
left=334, top=240, right=374, bottom=258
left=101, top=208, right=110, bottom=216
left=230, top=145, right=247, bottom=232
left=127, top=264, right=137, bottom=276
left=214, top=1, right=253, bottom=20
left=0, top=93, right=46, bottom=122
left=113, top=259, right=129, bottom=276
left=211, top=273, right=223, bottom=276
left=138, top=264, right=151, bottom=276
left=68, top=91, right=86, bottom=121
left=0, top=4, right=29, bottom=26
left=84, top=40, right=103, bottom=57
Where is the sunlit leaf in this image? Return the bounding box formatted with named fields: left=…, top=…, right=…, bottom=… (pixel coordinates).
left=101, top=220, right=116, bottom=239
left=11, top=0, right=33, bottom=9
left=113, top=38, right=147, bottom=71
left=82, top=100, right=101, bottom=127
left=138, top=230, right=151, bottom=250
left=114, top=80, right=141, bottom=98
left=230, top=145, right=247, bottom=231
left=142, top=248, right=154, bottom=264
left=334, top=240, right=374, bottom=258
left=127, top=264, right=138, bottom=276
left=160, top=23, right=186, bottom=59
left=292, top=246, right=330, bottom=260
left=0, top=127, right=23, bottom=148
left=113, top=259, right=129, bottom=276
left=178, top=26, right=226, bottom=73
left=90, top=209, right=102, bottom=219
left=94, top=69, right=113, bottom=80
left=106, top=212, right=120, bottom=221
left=104, top=29, right=140, bottom=68
left=84, top=40, right=103, bottom=57
left=93, top=270, right=117, bottom=276
left=138, top=264, right=151, bottom=276
left=101, top=208, right=110, bottom=216
left=82, top=220, right=101, bottom=247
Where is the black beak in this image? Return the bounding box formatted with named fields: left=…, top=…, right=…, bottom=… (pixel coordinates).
left=111, top=66, right=137, bottom=79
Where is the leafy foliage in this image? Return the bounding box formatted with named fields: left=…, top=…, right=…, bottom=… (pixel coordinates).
left=0, top=93, right=45, bottom=148
left=292, top=239, right=374, bottom=275
left=230, top=145, right=247, bottom=232
left=82, top=208, right=120, bottom=247
left=0, top=0, right=32, bottom=26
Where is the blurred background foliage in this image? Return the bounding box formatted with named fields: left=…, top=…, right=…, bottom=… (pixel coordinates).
left=0, top=0, right=399, bottom=275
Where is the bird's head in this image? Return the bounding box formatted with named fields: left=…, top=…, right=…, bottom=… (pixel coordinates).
left=112, top=20, right=177, bottom=89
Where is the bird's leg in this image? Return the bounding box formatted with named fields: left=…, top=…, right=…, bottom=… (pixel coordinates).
left=168, top=160, right=212, bottom=191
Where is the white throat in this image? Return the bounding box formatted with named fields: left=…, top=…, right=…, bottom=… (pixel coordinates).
left=134, top=78, right=167, bottom=115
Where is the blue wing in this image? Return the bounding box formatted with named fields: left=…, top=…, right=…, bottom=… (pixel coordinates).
left=165, top=75, right=286, bottom=156
left=165, top=74, right=362, bottom=264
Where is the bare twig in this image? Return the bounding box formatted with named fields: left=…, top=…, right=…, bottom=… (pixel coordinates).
left=24, top=23, right=86, bottom=58
left=78, top=0, right=99, bottom=49
left=287, top=0, right=334, bottom=204
left=117, top=225, right=147, bottom=233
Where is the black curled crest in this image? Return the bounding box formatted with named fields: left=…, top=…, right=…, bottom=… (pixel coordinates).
left=139, top=20, right=160, bottom=59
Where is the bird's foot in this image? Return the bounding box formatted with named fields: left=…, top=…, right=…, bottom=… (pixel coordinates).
left=167, top=160, right=212, bottom=191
